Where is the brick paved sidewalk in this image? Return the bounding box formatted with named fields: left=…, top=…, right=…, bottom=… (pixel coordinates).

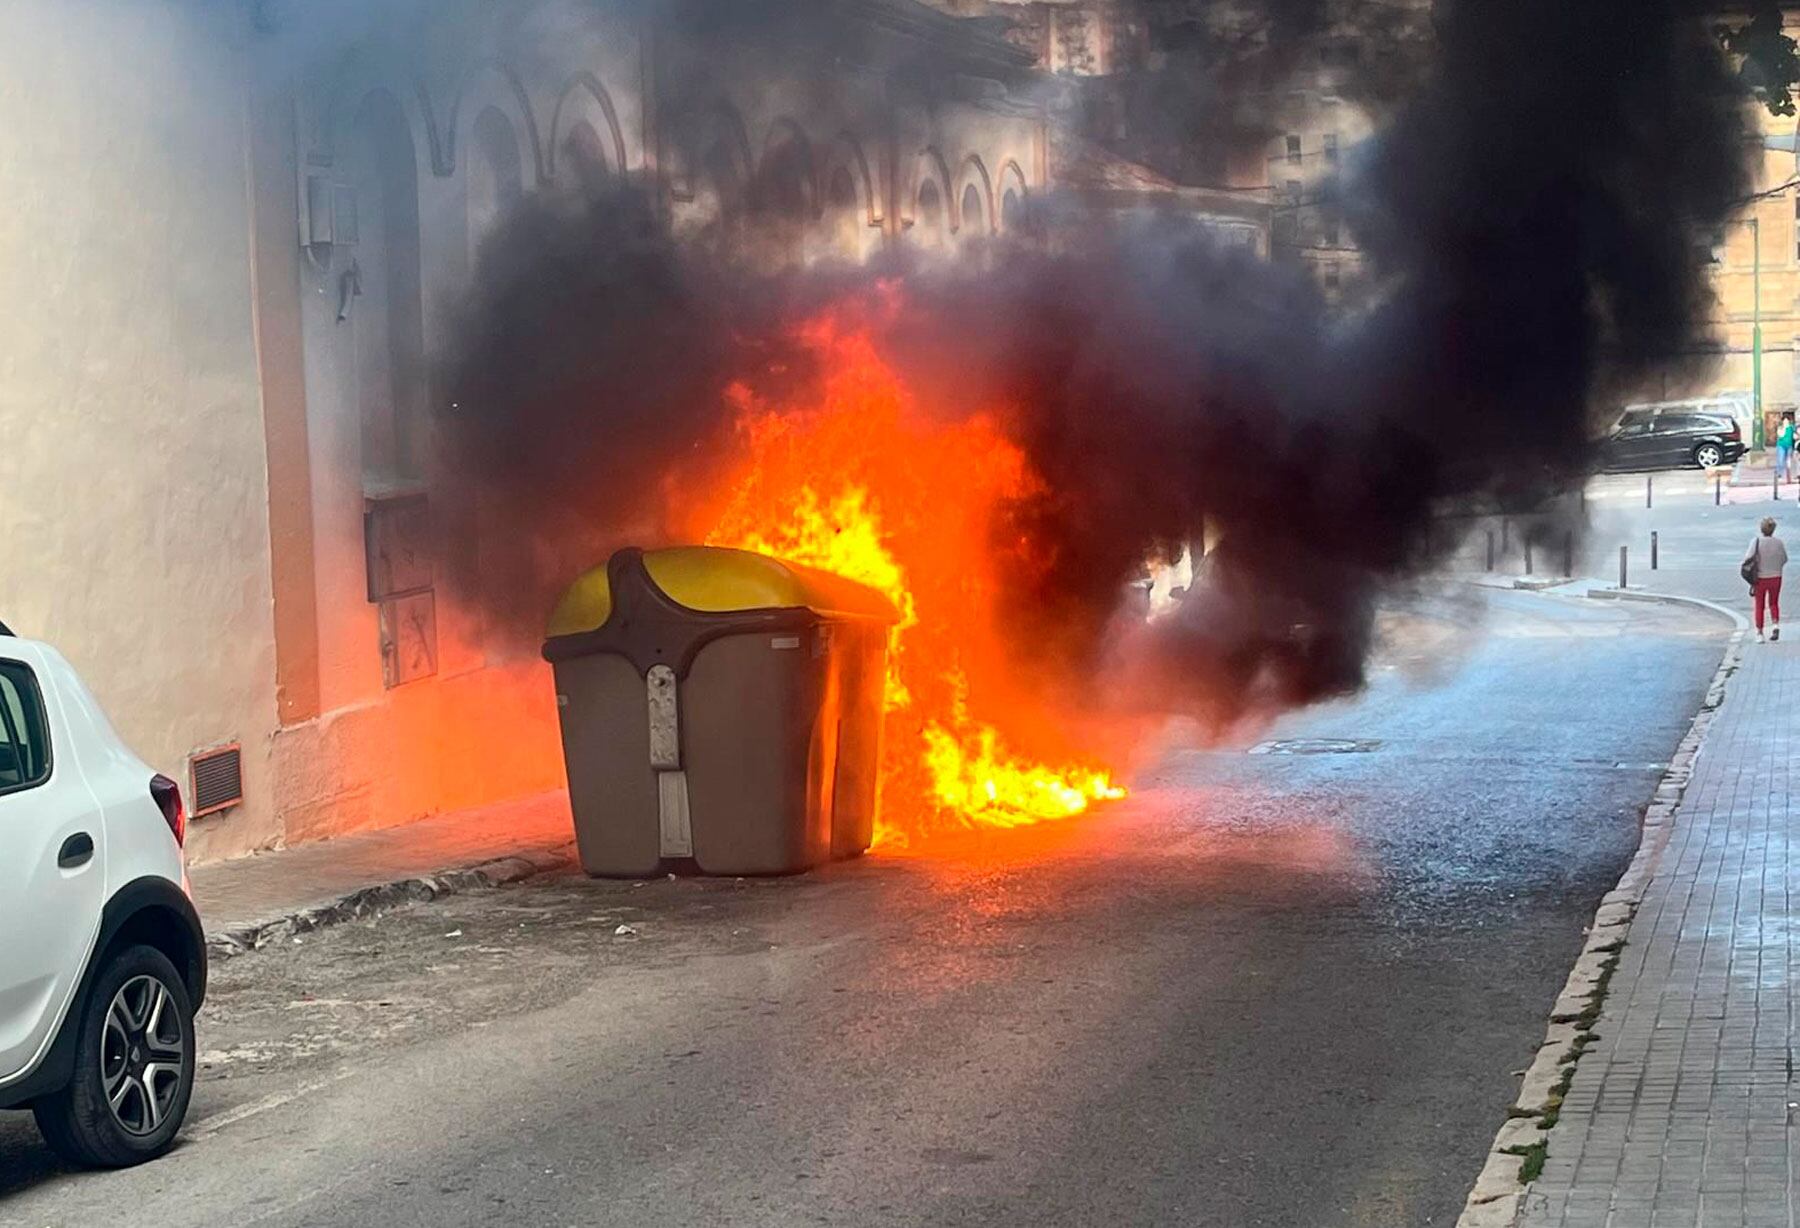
left=1519, top=634, right=1798, bottom=1227
left=189, top=789, right=576, bottom=946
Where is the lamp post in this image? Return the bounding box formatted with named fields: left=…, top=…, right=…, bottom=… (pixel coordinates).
left=1752, top=215, right=1763, bottom=450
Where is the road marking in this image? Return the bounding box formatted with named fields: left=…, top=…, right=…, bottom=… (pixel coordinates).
left=191, top=1071, right=355, bottom=1137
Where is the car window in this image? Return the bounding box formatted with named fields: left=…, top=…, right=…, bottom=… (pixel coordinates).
left=1614, top=409, right=1654, bottom=433
left=0, top=659, right=52, bottom=794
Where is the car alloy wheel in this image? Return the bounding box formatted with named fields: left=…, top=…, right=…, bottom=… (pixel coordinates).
left=1696, top=444, right=1722, bottom=468
left=100, top=974, right=187, bottom=1137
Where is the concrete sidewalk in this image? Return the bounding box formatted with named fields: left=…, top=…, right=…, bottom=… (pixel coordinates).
left=1454, top=473, right=1800, bottom=1226
left=190, top=789, right=577, bottom=954
left=1512, top=621, right=1799, bottom=1228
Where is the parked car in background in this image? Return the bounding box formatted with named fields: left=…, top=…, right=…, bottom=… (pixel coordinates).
left=0, top=620, right=205, bottom=1167
left=1597, top=404, right=1744, bottom=472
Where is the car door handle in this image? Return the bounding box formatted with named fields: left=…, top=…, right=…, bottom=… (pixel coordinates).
left=57, top=832, right=94, bottom=869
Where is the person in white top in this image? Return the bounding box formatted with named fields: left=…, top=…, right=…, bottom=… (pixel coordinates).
left=1746, top=516, right=1789, bottom=642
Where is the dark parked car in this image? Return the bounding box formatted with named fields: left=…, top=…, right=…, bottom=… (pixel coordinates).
left=1597, top=406, right=1744, bottom=472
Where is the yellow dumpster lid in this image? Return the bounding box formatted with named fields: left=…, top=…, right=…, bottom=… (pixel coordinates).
left=547, top=546, right=901, bottom=638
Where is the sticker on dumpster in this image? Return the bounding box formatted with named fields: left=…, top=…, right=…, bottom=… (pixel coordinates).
left=556, top=694, right=569, bottom=707
left=771, top=636, right=801, bottom=649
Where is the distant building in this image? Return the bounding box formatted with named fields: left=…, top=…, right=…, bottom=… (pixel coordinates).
left=1704, top=30, right=1800, bottom=425
left=1263, top=72, right=1376, bottom=295
left=924, top=0, right=1430, bottom=293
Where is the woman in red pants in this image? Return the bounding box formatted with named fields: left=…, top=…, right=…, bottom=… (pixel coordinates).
left=1746, top=516, right=1789, bottom=642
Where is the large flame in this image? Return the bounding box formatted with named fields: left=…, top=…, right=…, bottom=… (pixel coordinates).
left=684, top=309, right=1123, bottom=846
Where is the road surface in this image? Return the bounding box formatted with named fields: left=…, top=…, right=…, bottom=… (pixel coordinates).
left=0, top=586, right=1727, bottom=1227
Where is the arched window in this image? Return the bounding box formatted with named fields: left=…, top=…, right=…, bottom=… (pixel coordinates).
left=559, top=120, right=611, bottom=199
left=915, top=180, right=946, bottom=249
left=961, top=184, right=986, bottom=237
left=696, top=136, right=745, bottom=240
left=467, top=106, right=523, bottom=250
left=996, top=161, right=1029, bottom=233
left=825, top=166, right=862, bottom=258
left=345, top=91, right=425, bottom=489
left=755, top=130, right=813, bottom=265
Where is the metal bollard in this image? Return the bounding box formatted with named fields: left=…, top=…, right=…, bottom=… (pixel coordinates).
left=1717, top=474, right=1723, bottom=506
left=1619, top=545, right=1628, bottom=590
left=1486, top=529, right=1495, bottom=572
left=1646, top=474, right=1653, bottom=508
left=1777, top=469, right=1782, bottom=501
left=1651, top=530, right=1659, bottom=570
left=1524, top=538, right=1534, bottom=576
left=1501, top=517, right=1510, bottom=553
left=1563, top=531, right=1574, bottom=578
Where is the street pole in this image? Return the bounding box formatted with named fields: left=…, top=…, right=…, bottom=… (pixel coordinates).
left=1753, top=216, right=1764, bottom=450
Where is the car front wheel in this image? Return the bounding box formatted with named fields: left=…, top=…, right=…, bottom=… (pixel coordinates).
left=33, top=944, right=196, bottom=1168
left=1695, top=443, right=1724, bottom=468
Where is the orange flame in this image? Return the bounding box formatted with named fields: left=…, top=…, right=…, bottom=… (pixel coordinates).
left=685, top=308, right=1123, bottom=845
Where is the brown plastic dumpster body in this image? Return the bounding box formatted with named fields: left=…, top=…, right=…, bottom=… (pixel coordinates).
left=542, top=546, right=899, bottom=876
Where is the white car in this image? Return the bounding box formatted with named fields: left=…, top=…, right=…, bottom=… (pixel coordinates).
left=0, top=622, right=205, bottom=1167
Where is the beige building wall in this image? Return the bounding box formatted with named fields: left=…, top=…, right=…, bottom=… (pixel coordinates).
left=1707, top=133, right=1800, bottom=415
left=0, top=0, right=282, bottom=862
left=0, top=0, right=1055, bottom=865
left=259, top=0, right=651, bottom=846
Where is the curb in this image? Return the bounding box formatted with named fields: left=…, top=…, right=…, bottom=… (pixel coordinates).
left=204, top=843, right=577, bottom=958
left=1453, top=622, right=1746, bottom=1227
left=1584, top=586, right=1750, bottom=631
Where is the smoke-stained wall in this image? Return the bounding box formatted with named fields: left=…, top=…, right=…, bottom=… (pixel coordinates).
left=253, top=0, right=1050, bottom=856
left=261, top=0, right=654, bottom=845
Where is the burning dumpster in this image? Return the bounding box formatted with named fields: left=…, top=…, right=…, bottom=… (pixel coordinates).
left=543, top=546, right=900, bottom=876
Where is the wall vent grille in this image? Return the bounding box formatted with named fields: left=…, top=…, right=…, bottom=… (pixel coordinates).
left=190, top=745, right=244, bottom=817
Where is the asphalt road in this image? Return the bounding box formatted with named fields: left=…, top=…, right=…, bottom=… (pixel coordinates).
left=1578, top=467, right=1786, bottom=608
left=0, top=587, right=1727, bottom=1228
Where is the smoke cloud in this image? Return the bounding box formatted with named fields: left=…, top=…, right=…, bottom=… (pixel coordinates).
left=442, top=0, right=1753, bottom=728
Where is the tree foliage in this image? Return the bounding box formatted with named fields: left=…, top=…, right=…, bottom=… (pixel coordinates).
left=1719, top=0, right=1800, bottom=116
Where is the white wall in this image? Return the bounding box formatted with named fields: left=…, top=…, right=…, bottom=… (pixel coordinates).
left=0, top=0, right=281, bottom=860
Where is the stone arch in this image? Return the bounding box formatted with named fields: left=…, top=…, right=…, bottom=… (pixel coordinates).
left=667, top=98, right=754, bottom=221
left=549, top=73, right=628, bottom=186
left=445, top=61, right=543, bottom=188
left=465, top=106, right=527, bottom=253
left=753, top=119, right=817, bottom=265
left=905, top=147, right=954, bottom=249
left=558, top=121, right=613, bottom=198
left=695, top=99, right=755, bottom=186
left=955, top=154, right=994, bottom=235
left=756, top=118, right=818, bottom=221
left=316, top=58, right=440, bottom=186
left=817, top=132, right=880, bottom=261
left=820, top=131, right=881, bottom=227
left=996, top=159, right=1029, bottom=231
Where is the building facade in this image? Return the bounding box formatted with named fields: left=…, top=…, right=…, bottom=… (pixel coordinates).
left=0, top=0, right=1107, bottom=863
left=1705, top=104, right=1800, bottom=420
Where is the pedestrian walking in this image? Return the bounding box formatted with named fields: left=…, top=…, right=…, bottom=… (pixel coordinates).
left=1778, top=412, right=1796, bottom=483
left=1744, top=516, right=1788, bottom=641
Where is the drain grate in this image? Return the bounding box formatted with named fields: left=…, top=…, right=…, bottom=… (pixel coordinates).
left=1248, top=738, right=1383, bottom=755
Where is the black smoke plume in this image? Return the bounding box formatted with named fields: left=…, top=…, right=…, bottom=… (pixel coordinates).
left=443, top=0, right=1752, bottom=728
